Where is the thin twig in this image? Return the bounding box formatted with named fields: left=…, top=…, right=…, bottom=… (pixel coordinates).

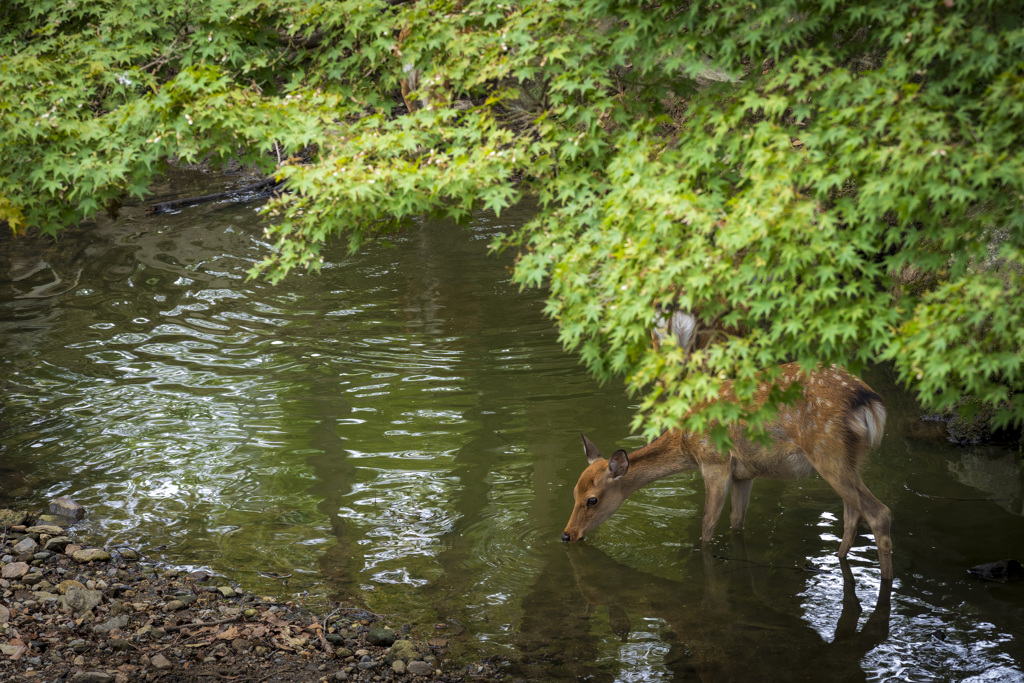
left=163, top=615, right=241, bottom=633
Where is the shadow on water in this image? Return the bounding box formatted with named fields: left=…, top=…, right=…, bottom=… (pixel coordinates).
left=512, top=540, right=890, bottom=682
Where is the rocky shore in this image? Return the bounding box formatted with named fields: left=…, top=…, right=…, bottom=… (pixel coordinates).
left=1, top=500, right=501, bottom=683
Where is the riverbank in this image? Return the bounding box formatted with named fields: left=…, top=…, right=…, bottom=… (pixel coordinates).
left=0, top=503, right=501, bottom=683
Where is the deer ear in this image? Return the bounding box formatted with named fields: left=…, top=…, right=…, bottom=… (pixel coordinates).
left=581, top=433, right=603, bottom=463
left=608, top=450, right=629, bottom=479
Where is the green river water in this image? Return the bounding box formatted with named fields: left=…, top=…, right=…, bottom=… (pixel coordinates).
left=1, top=173, right=1023, bottom=681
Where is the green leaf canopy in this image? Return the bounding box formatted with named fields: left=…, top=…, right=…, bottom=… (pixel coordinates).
left=3, top=0, right=1023, bottom=437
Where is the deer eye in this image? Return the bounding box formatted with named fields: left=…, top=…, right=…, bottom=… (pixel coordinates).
left=586, top=497, right=598, bottom=507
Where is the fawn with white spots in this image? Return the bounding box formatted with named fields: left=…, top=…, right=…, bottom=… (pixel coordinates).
left=562, top=362, right=893, bottom=581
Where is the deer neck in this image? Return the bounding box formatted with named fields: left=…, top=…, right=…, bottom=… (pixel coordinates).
left=619, top=430, right=702, bottom=494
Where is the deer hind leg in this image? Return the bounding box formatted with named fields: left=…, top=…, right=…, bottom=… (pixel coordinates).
left=838, top=499, right=862, bottom=558
left=856, top=483, right=893, bottom=581
left=817, top=464, right=893, bottom=581
left=729, top=478, right=753, bottom=531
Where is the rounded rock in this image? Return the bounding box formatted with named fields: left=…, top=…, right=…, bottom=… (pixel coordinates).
left=366, top=627, right=396, bottom=647
left=44, top=536, right=73, bottom=552
left=385, top=639, right=419, bottom=664
left=72, top=548, right=111, bottom=564
left=406, top=660, right=433, bottom=676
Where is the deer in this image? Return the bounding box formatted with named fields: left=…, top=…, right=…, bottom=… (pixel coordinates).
left=561, top=362, right=894, bottom=581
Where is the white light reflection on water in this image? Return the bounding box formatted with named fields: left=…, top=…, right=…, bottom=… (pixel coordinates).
left=613, top=629, right=673, bottom=683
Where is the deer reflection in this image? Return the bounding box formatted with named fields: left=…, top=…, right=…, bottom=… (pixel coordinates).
left=559, top=539, right=891, bottom=682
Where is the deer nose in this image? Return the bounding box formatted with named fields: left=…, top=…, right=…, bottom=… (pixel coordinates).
left=561, top=531, right=571, bottom=542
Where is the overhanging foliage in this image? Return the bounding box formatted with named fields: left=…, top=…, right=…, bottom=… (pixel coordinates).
left=3, top=0, right=1023, bottom=439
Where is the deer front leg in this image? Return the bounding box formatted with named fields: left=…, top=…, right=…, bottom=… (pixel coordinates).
left=700, top=464, right=732, bottom=543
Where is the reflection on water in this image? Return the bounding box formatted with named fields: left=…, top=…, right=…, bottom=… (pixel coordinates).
left=1, top=174, right=1023, bottom=680
left=514, top=541, right=891, bottom=682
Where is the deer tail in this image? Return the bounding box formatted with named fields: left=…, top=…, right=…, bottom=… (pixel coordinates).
left=846, top=387, right=887, bottom=451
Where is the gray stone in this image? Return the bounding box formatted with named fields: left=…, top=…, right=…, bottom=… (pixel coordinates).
left=217, top=586, right=237, bottom=598
left=391, top=660, right=406, bottom=675
left=60, top=587, right=104, bottom=615
left=12, top=536, right=38, bottom=554
left=165, top=599, right=187, bottom=612
left=93, top=614, right=129, bottom=634
left=366, top=627, right=396, bottom=647
left=0, top=604, right=9, bottom=624
left=406, top=660, right=433, bottom=676
left=50, top=496, right=87, bottom=520
left=151, top=653, right=172, bottom=669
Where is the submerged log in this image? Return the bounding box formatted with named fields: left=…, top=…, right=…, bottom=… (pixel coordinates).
left=968, top=559, right=1023, bottom=582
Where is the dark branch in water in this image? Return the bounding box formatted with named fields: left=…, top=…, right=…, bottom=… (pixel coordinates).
left=147, top=176, right=283, bottom=214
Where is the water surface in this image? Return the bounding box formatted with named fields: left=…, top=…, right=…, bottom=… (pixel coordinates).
left=1, top=174, right=1022, bottom=680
